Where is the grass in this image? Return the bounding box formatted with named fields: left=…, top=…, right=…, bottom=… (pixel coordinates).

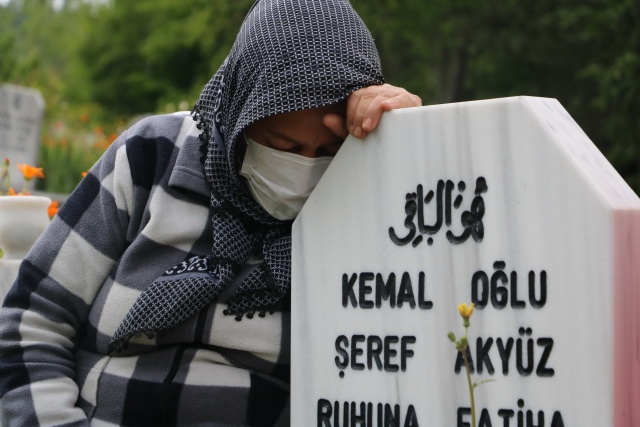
left=35, top=106, right=127, bottom=194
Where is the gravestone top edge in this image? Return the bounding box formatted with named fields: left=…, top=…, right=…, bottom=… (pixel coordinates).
left=519, top=97, right=640, bottom=209
left=365, top=96, right=639, bottom=209
left=0, top=84, right=46, bottom=109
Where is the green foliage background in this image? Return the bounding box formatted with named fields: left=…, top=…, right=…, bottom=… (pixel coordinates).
left=1, top=0, right=638, bottom=194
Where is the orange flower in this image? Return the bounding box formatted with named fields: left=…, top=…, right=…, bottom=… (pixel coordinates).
left=6, top=188, right=30, bottom=196
left=17, top=163, right=44, bottom=180
left=48, top=200, right=59, bottom=218
left=81, top=171, right=88, bottom=178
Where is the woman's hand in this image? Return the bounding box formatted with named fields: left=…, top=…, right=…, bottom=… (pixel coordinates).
left=347, top=83, right=422, bottom=138
left=322, top=84, right=422, bottom=140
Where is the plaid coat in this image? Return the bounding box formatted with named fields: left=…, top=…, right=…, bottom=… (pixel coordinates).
left=0, top=113, right=290, bottom=426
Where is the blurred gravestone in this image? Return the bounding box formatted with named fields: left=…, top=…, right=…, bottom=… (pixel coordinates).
left=292, top=97, right=640, bottom=426
left=0, top=84, right=45, bottom=191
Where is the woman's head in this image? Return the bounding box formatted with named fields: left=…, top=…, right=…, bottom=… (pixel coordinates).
left=242, top=101, right=346, bottom=159
left=239, top=102, right=347, bottom=220
left=187, top=0, right=386, bottom=320
left=195, top=0, right=384, bottom=177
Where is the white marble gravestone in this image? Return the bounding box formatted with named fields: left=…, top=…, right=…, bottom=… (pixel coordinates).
left=292, top=97, right=640, bottom=427
left=0, top=84, right=45, bottom=190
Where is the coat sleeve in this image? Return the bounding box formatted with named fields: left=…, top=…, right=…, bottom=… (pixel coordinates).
left=0, top=132, right=135, bottom=426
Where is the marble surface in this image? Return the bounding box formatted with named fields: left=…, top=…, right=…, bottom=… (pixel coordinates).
left=292, top=97, right=640, bottom=426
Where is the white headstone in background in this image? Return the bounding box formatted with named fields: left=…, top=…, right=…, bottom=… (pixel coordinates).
left=0, top=84, right=45, bottom=190
left=292, top=97, right=640, bottom=427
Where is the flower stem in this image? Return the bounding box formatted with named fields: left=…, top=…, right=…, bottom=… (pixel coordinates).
left=462, top=325, right=476, bottom=427
left=20, top=178, right=30, bottom=195
left=0, top=160, right=10, bottom=193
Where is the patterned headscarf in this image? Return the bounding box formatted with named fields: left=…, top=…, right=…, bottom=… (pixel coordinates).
left=109, top=0, right=383, bottom=352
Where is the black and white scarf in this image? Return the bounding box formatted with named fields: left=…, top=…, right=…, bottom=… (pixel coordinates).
left=109, top=0, right=384, bottom=353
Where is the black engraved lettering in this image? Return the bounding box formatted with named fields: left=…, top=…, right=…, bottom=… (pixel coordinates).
left=497, top=337, right=514, bottom=375
left=476, top=337, right=495, bottom=375
left=418, top=180, right=444, bottom=235
left=418, top=272, right=433, bottom=309
left=404, top=405, right=419, bottom=427
left=445, top=180, right=455, bottom=226
left=317, top=399, right=332, bottom=427
left=342, top=273, right=358, bottom=307
left=367, top=336, right=383, bottom=371
left=385, top=404, right=400, bottom=427
left=536, top=338, right=555, bottom=377
left=527, top=410, right=544, bottom=427
left=472, top=271, right=489, bottom=308
left=528, top=271, right=547, bottom=308
left=550, top=412, right=565, bottom=427
left=454, top=346, right=475, bottom=374
left=490, top=261, right=508, bottom=309
left=389, top=192, right=418, bottom=246
left=384, top=336, right=400, bottom=372
left=359, top=272, right=375, bottom=309
left=350, top=402, right=366, bottom=426
left=351, top=335, right=365, bottom=371
left=376, top=273, right=396, bottom=308
left=478, top=408, right=493, bottom=427
left=401, top=336, right=416, bottom=371
left=457, top=407, right=471, bottom=427
left=510, top=271, right=526, bottom=308
left=397, top=272, right=416, bottom=308
left=516, top=328, right=534, bottom=376
left=335, top=336, right=349, bottom=371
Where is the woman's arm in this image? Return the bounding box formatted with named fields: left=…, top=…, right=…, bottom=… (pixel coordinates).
left=0, top=133, right=133, bottom=426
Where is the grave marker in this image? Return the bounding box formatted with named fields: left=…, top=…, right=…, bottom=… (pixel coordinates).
left=292, top=97, right=640, bottom=426
left=0, top=84, right=45, bottom=190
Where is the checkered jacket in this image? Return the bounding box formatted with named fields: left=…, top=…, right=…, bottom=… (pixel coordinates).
left=0, top=113, right=290, bottom=426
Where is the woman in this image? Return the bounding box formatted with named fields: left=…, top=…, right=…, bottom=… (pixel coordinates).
left=0, top=0, right=420, bottom=425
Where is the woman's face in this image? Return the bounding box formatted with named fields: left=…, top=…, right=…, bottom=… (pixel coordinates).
left=242, top=102, right=348, bottom=159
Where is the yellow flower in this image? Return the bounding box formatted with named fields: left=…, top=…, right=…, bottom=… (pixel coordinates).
left=17, top=163, right=44, bottom=180
left=458, top=302, right=475, bottom=320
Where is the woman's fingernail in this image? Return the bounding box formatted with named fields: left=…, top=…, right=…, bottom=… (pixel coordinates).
left=354, top=126, right=363, bottom=137
left=363, top=118, right=372, bottom=131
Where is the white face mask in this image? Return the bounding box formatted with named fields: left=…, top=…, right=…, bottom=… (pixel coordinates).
left=239, top=136, right=333, bottom=220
